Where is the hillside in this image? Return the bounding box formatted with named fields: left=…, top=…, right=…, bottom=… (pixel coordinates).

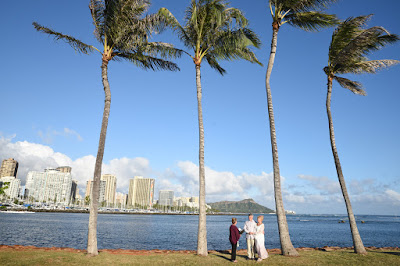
left=208, top=198, right=274, bottom=214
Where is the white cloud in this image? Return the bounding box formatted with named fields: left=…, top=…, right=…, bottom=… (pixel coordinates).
left=285, top=194, right=305, bottom=203
left=63, top=128, right=83, bottom=141
left=37, top=127, right=83, bottom=144
left=0, top=137, right=150, bottom=194
left=2, top=136, right=400, bottom=215
left=162, top=161, right=276, bottom=205
left=385, top=189, right=400, bottom=202
left=298, top=174, right=341, bottom=194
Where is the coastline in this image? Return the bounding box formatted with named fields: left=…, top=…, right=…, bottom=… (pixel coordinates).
left=1, top=245, right=399, bottom=255
left=0, top=209, right=274, bottom=216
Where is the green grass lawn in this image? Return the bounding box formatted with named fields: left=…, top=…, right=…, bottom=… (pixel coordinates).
left=1, top=247, right=399, bottom=265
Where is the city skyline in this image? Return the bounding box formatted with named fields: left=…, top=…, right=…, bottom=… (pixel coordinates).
left=0, top=157, right=200, bottom=206
left=0, top=1, right=399, bottom=215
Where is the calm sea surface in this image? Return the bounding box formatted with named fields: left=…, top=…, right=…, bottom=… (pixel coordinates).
left=0, top=213, right=399, bottom=250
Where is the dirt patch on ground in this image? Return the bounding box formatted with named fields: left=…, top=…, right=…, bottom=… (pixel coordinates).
left=0, top=245, right=398, bottom=256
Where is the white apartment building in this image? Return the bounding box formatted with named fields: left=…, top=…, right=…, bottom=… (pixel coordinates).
left=0, top=176, right=21, bottom=200
left=101, top=174, right=117, bottom=206
left=159, top=190, right=174, bottom=206
left=174, top=196, right=200, bottom=208
left=25, top=168, right=72, bottom=205
left=128, top=176, right=154, bottom=208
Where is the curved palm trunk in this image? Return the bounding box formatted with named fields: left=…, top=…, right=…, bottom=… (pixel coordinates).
left=326, top=77, right=366, bottom=255
left=87, top=57, right=112, bottom=256
left=265, top=24, right=298, bottom=256
left=196, top=64, right=208, bottom=256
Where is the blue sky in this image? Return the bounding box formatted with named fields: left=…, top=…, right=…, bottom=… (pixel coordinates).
left=1, top=0, right=399, bottom=215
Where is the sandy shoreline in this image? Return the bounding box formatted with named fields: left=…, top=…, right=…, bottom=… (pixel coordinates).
left=1, top=245, right=398, bottom=256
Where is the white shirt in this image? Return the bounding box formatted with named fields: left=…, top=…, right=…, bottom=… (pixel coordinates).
left=243, top=219, right=257, bottom=239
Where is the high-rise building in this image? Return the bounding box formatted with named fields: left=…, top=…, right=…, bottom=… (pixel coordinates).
left=25, top=168, right=72, bottom=205
left=0, top=176, right=21, bottom=200
left=159, top=190, right=174, bottom=206
left=85, top=180, right=106, bottom=204
left=56, top=166, right=72, bottom=173
left=128, top=176, right=155, bottom=208
left=101, top=174, right=117, bottom=206
left=115, top=192, right=128, bottom=209
left=0, top=158, right=19, bottom=178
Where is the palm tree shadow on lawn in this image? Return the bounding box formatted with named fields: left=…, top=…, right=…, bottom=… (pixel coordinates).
left=370, top=251, right=400, bottom=257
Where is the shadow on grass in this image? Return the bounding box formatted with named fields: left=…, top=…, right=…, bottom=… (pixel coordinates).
left=381, top=252, right=400, bottom=257
left=212, top=250, right=231, bottom=262
left=369, top=251, right=400, bottom=257
left=213, top=250, right=250, bottom=262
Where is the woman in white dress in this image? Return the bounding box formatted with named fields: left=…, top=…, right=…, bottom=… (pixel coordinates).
left=254, top=215, right=269, bottom=262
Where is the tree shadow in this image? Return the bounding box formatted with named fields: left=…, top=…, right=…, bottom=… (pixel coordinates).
left=369, top=250, right=400, bottom=257
left=380, top=251, right=400, bottom=256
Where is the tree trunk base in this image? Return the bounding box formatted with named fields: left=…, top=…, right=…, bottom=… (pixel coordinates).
left=282, top=248, right=299, bottom=256
left=354, top=249, right=367, bottom=255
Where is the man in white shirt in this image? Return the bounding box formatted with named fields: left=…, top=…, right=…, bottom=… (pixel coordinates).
left=243, top=213, right=257, bottom=260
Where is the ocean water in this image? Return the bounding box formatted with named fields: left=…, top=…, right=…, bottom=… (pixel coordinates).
left=0, top=213, right=399, bottom=250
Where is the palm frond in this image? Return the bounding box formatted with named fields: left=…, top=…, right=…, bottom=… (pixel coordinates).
left=290, top=0, right=338, bottom=12
left=341, top=59, right=400, bottom=74
left=271, top=0, right=338, bottom=13
left=117, top=52, right=180, bottom=71
left=224, top=7, right=248, bottom=28
left=334, top=26, right=399, bottom=67
left=334, top=76, right=366, bottom=96
left=138, top=42, right=185, bottom=59
left=158, top=8, right=193, bottom=50
left=89, top=0, right=105, bottom=43
left=286, top=11, right=339, bottom=31
left=329, top=15, right=372, bottom=63
left=33, top=22, right=95, bottom=54
left=103, top=0, right=147, bottom=48
left=204, top=53, right=226, bottom=75
left=211, top=29, right=262, bottom=65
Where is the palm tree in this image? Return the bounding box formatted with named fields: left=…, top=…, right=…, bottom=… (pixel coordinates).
left=0, top=182, right=9, bottom=196
left=324, top=15, right=399, bottom=254
left=33, top=0, right=181, bottom=256
left=159, top=0, right=261, bottom=256
left=265, top=0, right=338, bottom=256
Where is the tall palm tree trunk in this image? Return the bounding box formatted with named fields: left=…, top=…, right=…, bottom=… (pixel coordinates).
left=265, top=24, right=298, bottom=256
left=87, top=56, right=112, bottom=256
left=196, top=64, right=208, bottom=256
left=326, top=77, right=367, bottom=254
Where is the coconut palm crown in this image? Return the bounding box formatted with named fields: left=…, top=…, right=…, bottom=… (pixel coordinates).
left=324, top=14, right=399, bottom=93
left=323, top=15, right=399, bottom=255
left=159, top=0, right=262, bottom=256
left=269, top=0, right=339, bottom=31
left=33, top=0, right=182, bottom=256
left=159, top=0, right=262, bottom=72
left=34, top=0, right=181, bottom=70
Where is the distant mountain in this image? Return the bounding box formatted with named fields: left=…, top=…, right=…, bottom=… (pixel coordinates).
left=208, top=198, right=274, bottom=214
